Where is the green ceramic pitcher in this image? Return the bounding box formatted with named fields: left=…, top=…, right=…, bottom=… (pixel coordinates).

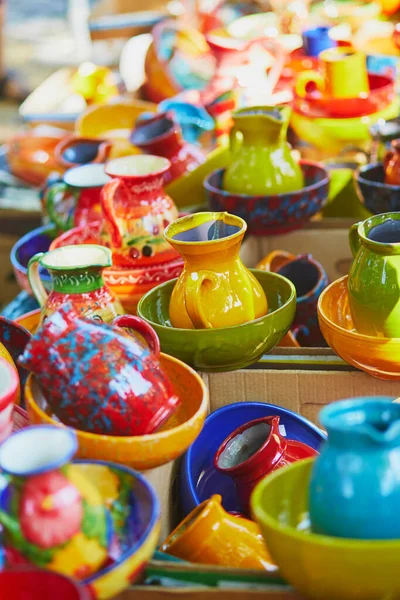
left=348, top=212, right=400, bottom=338
left=222, top=106, right=304, bottom=196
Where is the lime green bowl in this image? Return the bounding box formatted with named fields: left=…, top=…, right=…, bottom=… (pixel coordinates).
left=251, top=458, right=400, bottom=600
left=137, top=269, right=296, bottom=372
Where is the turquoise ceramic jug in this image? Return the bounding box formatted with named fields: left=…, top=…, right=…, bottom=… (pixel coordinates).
left=309, top=397, right=400, bottom=540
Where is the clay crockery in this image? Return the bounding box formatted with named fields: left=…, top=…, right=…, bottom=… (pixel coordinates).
left=0, top=358, right=19, bottom=443
left=10, top=224, right=56, bottom=296
left=0, top=316, right=32, bottom=403
left=54, top=135, right=112, bottom=170
left=165, top=212, right=268, bottom=329
left=20, top=305, right=180, bottom=437
left=355, top=163, right=400, bottom=214
left=384, top=138, right=400, bottom=184
left=204, top=162, right=329, bottom=236
left=0, top=568, right=91, bottom=600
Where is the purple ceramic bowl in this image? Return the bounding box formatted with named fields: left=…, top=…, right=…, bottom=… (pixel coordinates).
left=204, top=161, right=329, bottom=235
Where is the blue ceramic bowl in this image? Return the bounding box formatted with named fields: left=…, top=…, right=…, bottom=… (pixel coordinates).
left=180, top=402, right=326, bottom=516
left=10, top=224, right=57, bottom=295
left=204, top=161, right=329, bottom=236
left=355, top=163, right=400, bottom=215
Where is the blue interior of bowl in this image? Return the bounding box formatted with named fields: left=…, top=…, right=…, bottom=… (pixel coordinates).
left=11, top=225, right=56, bottom=286
left=180, top=402, right=326, bottom=516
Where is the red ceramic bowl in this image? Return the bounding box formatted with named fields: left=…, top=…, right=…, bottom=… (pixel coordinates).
left=0, top=358, right=19, bottom=443
left=0, top=567, right=90, bottom=599
left=292, top=73, right=395, bottom=119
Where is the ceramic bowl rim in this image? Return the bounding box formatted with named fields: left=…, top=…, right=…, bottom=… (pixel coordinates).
left=0, top=357, right=19, bottom=412
left=183, top=401, right=326, bottom=509
left=105, top=154, right=171, bottom=178
left=356, top=162, right=400, bottom=190
left=292, top=97, right=399, bottom=125
left=10, top=224, right=56, bottom=281
left=317, top=275, right=400, bottom=342
left=203, top=160, right=329, bottom=200
left=25, top=352, right=209, bottom=444
left=137, top=270, right=296, bottom=334
left=38, top=244, right=112, bottom=271
left=164, top=211, right=247, bottom=247
left=78, top=458, right=160, bottom=583
left=251, top=457, right=400, bottom=549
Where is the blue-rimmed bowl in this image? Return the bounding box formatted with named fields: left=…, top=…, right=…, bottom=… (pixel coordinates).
left=355, top=162, right=400, bottom=215
left=204, top=161, right=329, bottom=236
left=10, top=224, right=57, bottom=295
left=180, top=402, right=326, bottom=516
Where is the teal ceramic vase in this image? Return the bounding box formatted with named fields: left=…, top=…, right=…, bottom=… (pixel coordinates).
left=309, top=397, right=400, bottom=540
left=348, top=212, right=400, bottom=337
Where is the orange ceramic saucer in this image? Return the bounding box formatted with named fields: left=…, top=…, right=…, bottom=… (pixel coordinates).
left=318, top=276, right=400, bottom=380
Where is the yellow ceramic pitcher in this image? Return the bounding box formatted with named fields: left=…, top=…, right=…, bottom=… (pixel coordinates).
left=165, top=212, right=268, bottom=329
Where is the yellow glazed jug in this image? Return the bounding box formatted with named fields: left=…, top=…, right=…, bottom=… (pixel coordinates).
left=165, top=212, right=268, bottom=329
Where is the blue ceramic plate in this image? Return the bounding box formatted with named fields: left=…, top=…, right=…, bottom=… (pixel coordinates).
left=180, top=402, right=326, bottom=515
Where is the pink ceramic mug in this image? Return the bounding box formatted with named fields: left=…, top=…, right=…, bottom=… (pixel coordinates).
left=0, top=358, right=19, bottom=444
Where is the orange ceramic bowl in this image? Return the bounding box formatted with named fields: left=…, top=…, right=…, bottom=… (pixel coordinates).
left=7, top=131, right=65, bottom=186
left=25, top=353, right=208, bottom=471
left=318, top=276, right=400, bottom=380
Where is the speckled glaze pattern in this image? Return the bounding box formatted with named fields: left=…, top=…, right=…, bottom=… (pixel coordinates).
left=318, top=276, right=400, bottom=380
left=160, top=494, right=277, bottom=571
left=20, top=306, right=180, bottom=437
left=205, top=162, right=329, bottom=236
left=355, top=163, right=400, bottom=215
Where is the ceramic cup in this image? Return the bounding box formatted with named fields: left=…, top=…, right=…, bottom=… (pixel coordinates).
left=54, top=135, right=112, bottom=170
left=302, top=26, right=336, bottom=57
left=42, top=164, right=111, bottom=231
left=0, top=358, right=19, bottom=444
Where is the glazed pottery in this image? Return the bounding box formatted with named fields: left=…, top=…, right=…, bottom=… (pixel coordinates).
left=384, top=139, right=400, bottom=185
left=369, top=117, right=400, bottom=163
left=355, top=163, right=400, bottom=214
left=302, top=26, right=336, bottom=57
left=7, top=129, right=64, bottom=187
left=3, top=460, right=161, bottom=599
left=101, top=155, right=179, bottom=268
left=20, top=305, right=180, bottom=437
left=26, top=350, right=208, bottom=471
left=205, top=162, right=329, bottom=236
left=43, top=164, right=111, bottom=231
left=0, top=568, right=91, bottom=600
left=10, top=224, right=56, bottom=295
left=214, top=416, right=318, bottom=515
left=222, top=106, right=304, bottom=195
left=165, top=212, right=268, bottom=329
left=28, top=244, right=123, bottom=324
left=257, top=251, right=329, bottom=346
left=160, top=495, right=276, bottom=571
left=0, top=426, right=110, bottom=578
left=0, top=359, right=19, bottom=443
left=0, top=316, right=31, bottom=403
left=318, top=276, right=400, bottom=380
left=54, top=135, right=112, bottom=170
left=130, top=112, right=205, bottom=183
left=251, top=458, right=400, bottom=600
left=348, top=212, right=400, bottom=337
left=324, top=159, right=371, bottom=220
left=137, top=269, right=296, bottom=371
left=180, top=402, right=325, bottom=515
left=157, top=100, right=215, bottom=144
left=310, top=397, right=400, bottom=540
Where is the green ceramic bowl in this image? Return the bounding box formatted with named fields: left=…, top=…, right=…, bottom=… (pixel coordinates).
left=251, top=458, right=400, bottom=600
left=137, top=269, right=296, bottom=372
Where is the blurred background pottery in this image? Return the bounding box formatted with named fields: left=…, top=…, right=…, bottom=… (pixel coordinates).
left=369, top=116, right=400, bottom=162
left=101, top=155, right=179, bottom=268
left=11, top=225, right=57, bottom=295
left=222, top=106, right=304, bottom=195
left=42, top=164, right=111, bottom=231
left=348, top=213, right=400, bottom=337
left=323, top=159, right=371, bottom=220
left=165, top=212, right=268, bottom=329
left=130, top=112, right=206, bottom=183
left=355, top=163, right=400, bottom=214
left=157, top=99, right=215, bottom=145
left=214, top=416, right=317, bottom=515
left=0, top=316, right=32, bottom=403
left=384, top=139, right=400, bottom=184
left=0, top=568, right=91, bottom=600
left=137, top=270, right=296, bottom=371
left=28, top=245, right=123, bottom=324
left=205, top=162, right=329, bottom=235
left=0, top=359, right=19, bottom=443
left=26, top=350, right=208, bottom=471
left=318, top=276, right=400, bottom=380
left=251, top=458, right=400, bottom=600
left=160, top=494, right=276, bottom=571
left=180, top=402, right=325, bottom=516
left=302, top=26, right=337, bottom=57
left=54, top=136, right=112, bottom=170
left=310, top=397, right=400, bottom=540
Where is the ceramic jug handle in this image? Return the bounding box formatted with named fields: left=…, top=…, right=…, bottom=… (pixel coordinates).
left=349, top=222, right=361, bottom=258
left=256, top=250, right=295, bottom=272
left=101, top=178, right=125, bottom=248
left=185, top=271, right=218, bottom=329
left=46, top=182, right=76, bottom=231
left=294, top=70, right=325, bottom=98
left=112, top=315, right=161, bottom=356
left=27, top=253, right=48, bottom=308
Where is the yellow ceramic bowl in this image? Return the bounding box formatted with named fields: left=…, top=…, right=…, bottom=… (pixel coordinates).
left=251, top=458, right=400, bottom=600
left=14, top=309, right=41, bottom=334
left=25, top=352, right=208, bottom=471
left=317, top=276, right=400, bottom=380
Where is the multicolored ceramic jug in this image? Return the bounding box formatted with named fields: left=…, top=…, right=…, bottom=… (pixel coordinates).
left=348, top=212, right=400, bottom=337
left=28, top=244, right=124, bottom=325
left=165, top=212, right=268, bottom=329
left=214, top=416, right=317, bottom=515
left=222, top=106, right=304, bottom=195
left=310, top=397, right=400, bottom=539
left=0, top=426, right=111, bottom=578
left=100, top=155, right=180, bottom=268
